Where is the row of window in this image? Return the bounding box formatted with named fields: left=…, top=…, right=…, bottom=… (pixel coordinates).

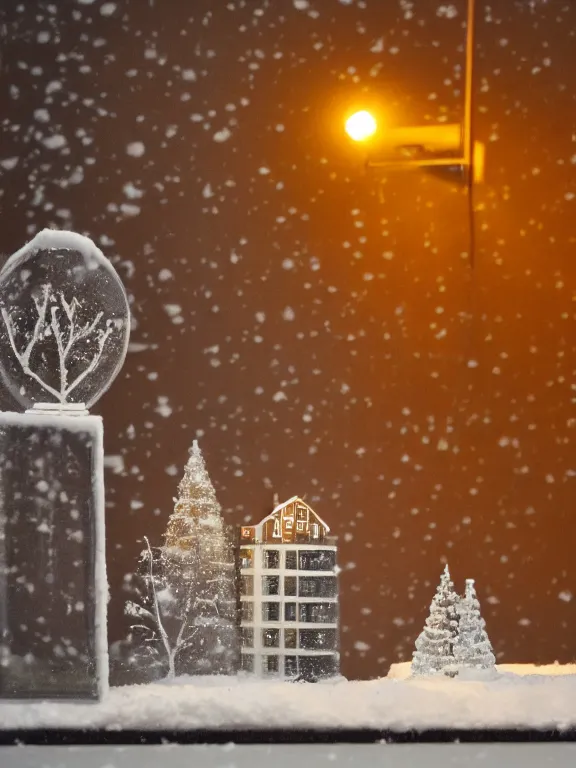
left=240, top=549, right=336, bottom=571
left=241, top=627, right=338, bottom=651
left=241, top=600, right=337, bottom=624
left=240, top=575, right=337, bottom=598
left=241, top=653, right=338, bottom=678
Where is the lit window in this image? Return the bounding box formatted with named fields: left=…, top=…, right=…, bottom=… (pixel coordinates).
left=263, top=655, right=279, bottom=674
left=262, top=602, right=280, bottom=622
left=264, top=550, right=279, bottom=569
left=262, top=575, right=279, bottom=595
left=263, top=628, right=280, bottom=647
left=299, top=629, right=337, bottom=650
left=299, top=551, right=336, bottom=571
left=240, top=548, right=253, bottom=568
left=299, top=603, right=336, bottom=623
left=311, top=523, right=319, bottom=538
left=299, top=578, right=316, bottom=597
left=299, top=576, right=335, bottom=598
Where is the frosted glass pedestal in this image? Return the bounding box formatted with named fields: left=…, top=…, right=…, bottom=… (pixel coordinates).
left=0, top=412, right=107, bottom=700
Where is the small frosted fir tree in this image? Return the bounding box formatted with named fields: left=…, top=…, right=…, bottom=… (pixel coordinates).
left=126, top=441, right=239, bottom=679
left=453, top=579, right=495, bottom=671
left=411, top=565, right=460, bottom=677
left=162, top=440, right=239, bottom=675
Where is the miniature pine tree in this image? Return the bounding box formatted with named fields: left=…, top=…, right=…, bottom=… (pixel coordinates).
left=127, top=441, right=239, bottom=679
left=164, top=439, right=225, bottom=548
left=163, top=440, right=239, bottom=675
left=453, top=579, right=496, bottom=670
left=411, top=564, right=460, bottom=676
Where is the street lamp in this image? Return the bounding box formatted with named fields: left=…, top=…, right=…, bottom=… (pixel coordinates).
left=346, top=0, right=483, bottom=185
left=345, top=110, right=378, bottom=142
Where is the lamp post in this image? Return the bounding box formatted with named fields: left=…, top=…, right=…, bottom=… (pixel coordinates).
left=345, top=0, right=482, bottom=184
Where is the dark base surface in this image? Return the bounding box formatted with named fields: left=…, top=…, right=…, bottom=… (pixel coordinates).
left=0, top=727, right=575, bottom=745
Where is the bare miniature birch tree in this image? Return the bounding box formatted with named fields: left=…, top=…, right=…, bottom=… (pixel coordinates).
left=125, top=537, right=199, bottom=680
left=1, top=283, right=113, bottom=403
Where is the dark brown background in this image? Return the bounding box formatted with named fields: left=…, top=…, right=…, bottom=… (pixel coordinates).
left=0, top=0, right=575, bottom=680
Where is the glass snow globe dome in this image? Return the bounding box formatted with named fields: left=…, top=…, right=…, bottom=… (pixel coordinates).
left=0, top=229, right=130, bottom=412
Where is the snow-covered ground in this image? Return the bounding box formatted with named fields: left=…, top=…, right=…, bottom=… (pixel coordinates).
left=2, top=670, right=576, bottom=731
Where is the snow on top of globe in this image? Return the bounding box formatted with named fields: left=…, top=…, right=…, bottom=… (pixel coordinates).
left=5, top=228, right=116, bottom=276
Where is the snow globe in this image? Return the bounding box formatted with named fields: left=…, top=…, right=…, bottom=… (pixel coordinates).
left=0, top=230, right=129, bottom=701
left=0, top=228, right=129, bottom=412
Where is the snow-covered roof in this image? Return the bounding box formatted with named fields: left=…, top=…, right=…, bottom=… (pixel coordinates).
left=256, top=495, right=331, bottom=534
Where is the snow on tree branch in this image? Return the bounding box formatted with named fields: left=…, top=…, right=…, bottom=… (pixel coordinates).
left=1, top=283, right=113, bottom=403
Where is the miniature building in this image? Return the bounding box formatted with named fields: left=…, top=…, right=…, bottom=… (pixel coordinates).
left=238, top=496, right=339, bottom=680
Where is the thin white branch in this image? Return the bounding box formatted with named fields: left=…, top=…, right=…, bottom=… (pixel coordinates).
left=60, top=293, right=77, bottom=358
left=128, top=622, right=155, bottom=633
left=173, top=587, right=197, bottom=652
left=1, top=308, right=18, bottom=359
left=17, top=363, right=63, bottom=402
left=1, top=285, right=64, bottom=402
left=75, top=311, right=104, bottom=344
left=64, top=323, right=112, bottom=399
left=61, top=295, right=78, bottom=324
left=1, top=285, right=48, bottom=368
left=50, top=305, right=68, bottom=395
left=143, top=536, right=173, bottom=675
left=64, top=307, right=102, bottom=359
left=24, top=284, right=51, bottom=367
left=174, top=629, right=200, bottom=655
left=175, top=611, right=189, bottom=650
left=2, top=283, right=116, bottom=404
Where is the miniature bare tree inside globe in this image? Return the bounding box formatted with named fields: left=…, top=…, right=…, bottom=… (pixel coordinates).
left=0, top=229, right=130, bottom=411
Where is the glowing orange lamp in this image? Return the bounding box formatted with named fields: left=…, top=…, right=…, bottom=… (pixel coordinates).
left=345, top=111, right=378, bottom=142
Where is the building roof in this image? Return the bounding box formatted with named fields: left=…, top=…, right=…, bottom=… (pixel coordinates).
left=255, top=495, right=331, bottom=534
